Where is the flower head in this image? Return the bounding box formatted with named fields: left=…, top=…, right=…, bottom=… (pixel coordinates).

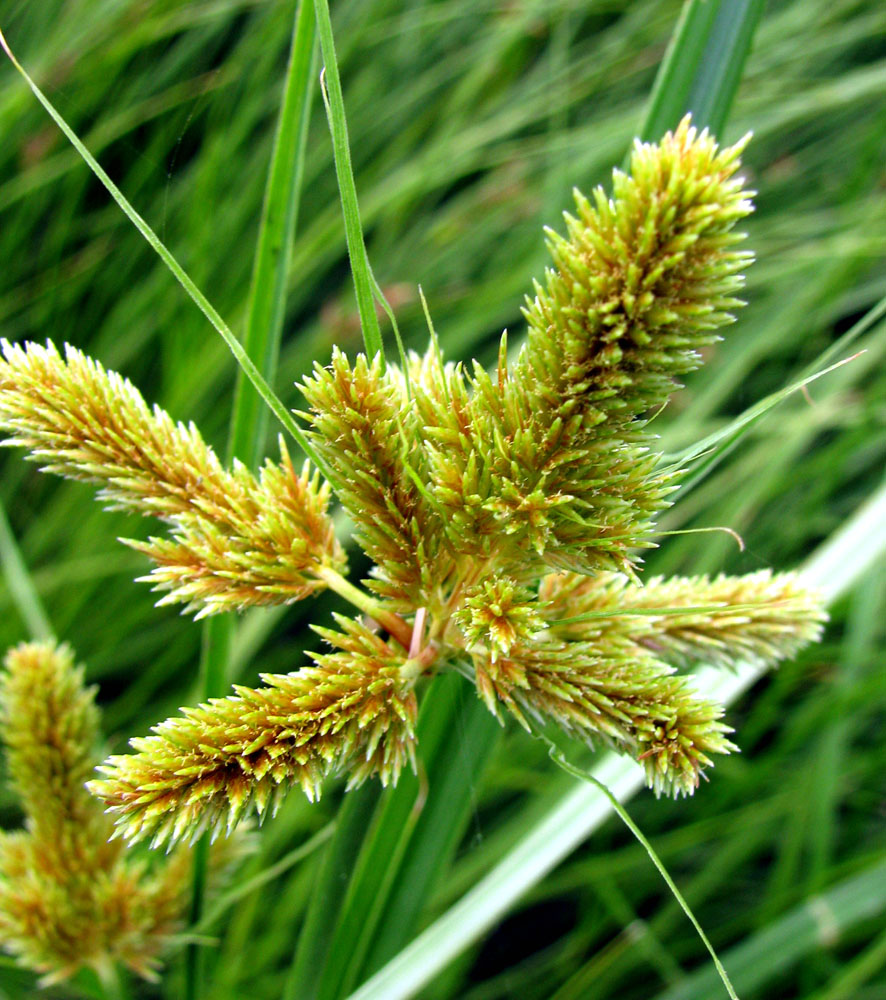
left=0, top=642, right=239, bottom=984
left=0, top=119, right=828, bottom=847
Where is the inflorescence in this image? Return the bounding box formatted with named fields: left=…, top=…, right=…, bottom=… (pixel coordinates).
left=0, top=642, right=240, bottom=984
left=0, top=118, right=826, bottom=851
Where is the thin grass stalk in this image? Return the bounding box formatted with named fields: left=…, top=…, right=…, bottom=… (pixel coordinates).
left=228, top=0, right=318, bottom=466
left=195, top=823, right=334, bottom=936
left=0, top=27, right=330, bottom=482
left=185, top=5, right=318, bottom=998
left=652, top=856, right=886, bottom=1000
left=313, top=0, right=385, bottom=365
left=548, top=747, right=738, bottom=1000
left=660, top=352, right=861, bottom=499
left=346, top=480, right=886, bottom=1000
left=320, top=677, right=501, bottom=997
left=280, top=1, right=404, bottom=989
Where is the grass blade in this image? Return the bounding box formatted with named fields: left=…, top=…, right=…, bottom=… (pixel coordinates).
left=641, top=0, right=765, bottom=139
left=314, top=0, right=385, bottom=365
left=228, top=0, right=318, bottom=466
left=284, top=784, right=382, bottom=1000
left=0, top=499, right=53, bottom=641
left=659, top=352, right=863, bottom=495
left=285, top=674, right=500, bottom=1000
left=327, top=677, right=501, bottom=997
left=196, top=823, right=335, bottom=935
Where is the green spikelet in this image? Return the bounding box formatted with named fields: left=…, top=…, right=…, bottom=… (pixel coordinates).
left=0, top=640, right=102, bottom=845
left=131, top=439, right=342, bottom=617
left=89, top=616, right=418, bottom=847
left=0, top=340, right=347, bottom=616
left=429, top=116, right=755, bottom=576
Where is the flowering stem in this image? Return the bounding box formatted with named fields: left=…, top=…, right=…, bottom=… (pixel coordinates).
left=315, top=566, right=413, bottom=649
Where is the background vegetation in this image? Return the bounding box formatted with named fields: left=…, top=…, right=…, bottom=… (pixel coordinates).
left=0, top=0, right=884, bottom=997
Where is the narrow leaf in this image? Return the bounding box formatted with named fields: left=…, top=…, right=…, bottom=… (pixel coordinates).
left=314, top=0, right=385, bottom=365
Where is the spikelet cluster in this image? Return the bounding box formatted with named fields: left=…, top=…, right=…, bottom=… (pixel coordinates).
left=0, top=118, right=828, bottom=848
left=0, top=642, right=237, bottom=984
left=88, top=617, right=418, bottom=847
left=470, top=634, right=737, bottom=796
left=427, top=119, right=754, bottom=576
left=540, top=569, right=826, bottom=670
left=0, top=340, right=346, bottom=616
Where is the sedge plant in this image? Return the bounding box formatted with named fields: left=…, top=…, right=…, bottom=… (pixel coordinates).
left=0, top=117, right=826, bottom=858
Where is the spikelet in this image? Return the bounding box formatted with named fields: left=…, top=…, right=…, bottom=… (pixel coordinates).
left=0, top=640, right=103, bottom=846
left=540, top=569, right=828, bottom=670
left=300, top=348, right=453, bottom=611
left=427, top=117, right=754, bottom=576
left=0, top=340, right=346, bottom=616
left=467, top=631, right=735, bottom=796
left=89, top=616, right=418, bottom=847
left=131, top=439, right=343, bottom=616
left=0, top=642, right=238, bottom=984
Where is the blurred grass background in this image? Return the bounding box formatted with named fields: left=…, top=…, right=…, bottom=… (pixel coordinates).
left=0, top=0, right=884, bottom=998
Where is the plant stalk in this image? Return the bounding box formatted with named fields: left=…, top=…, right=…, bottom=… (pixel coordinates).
left=315, top=566, right=413, bottom=649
